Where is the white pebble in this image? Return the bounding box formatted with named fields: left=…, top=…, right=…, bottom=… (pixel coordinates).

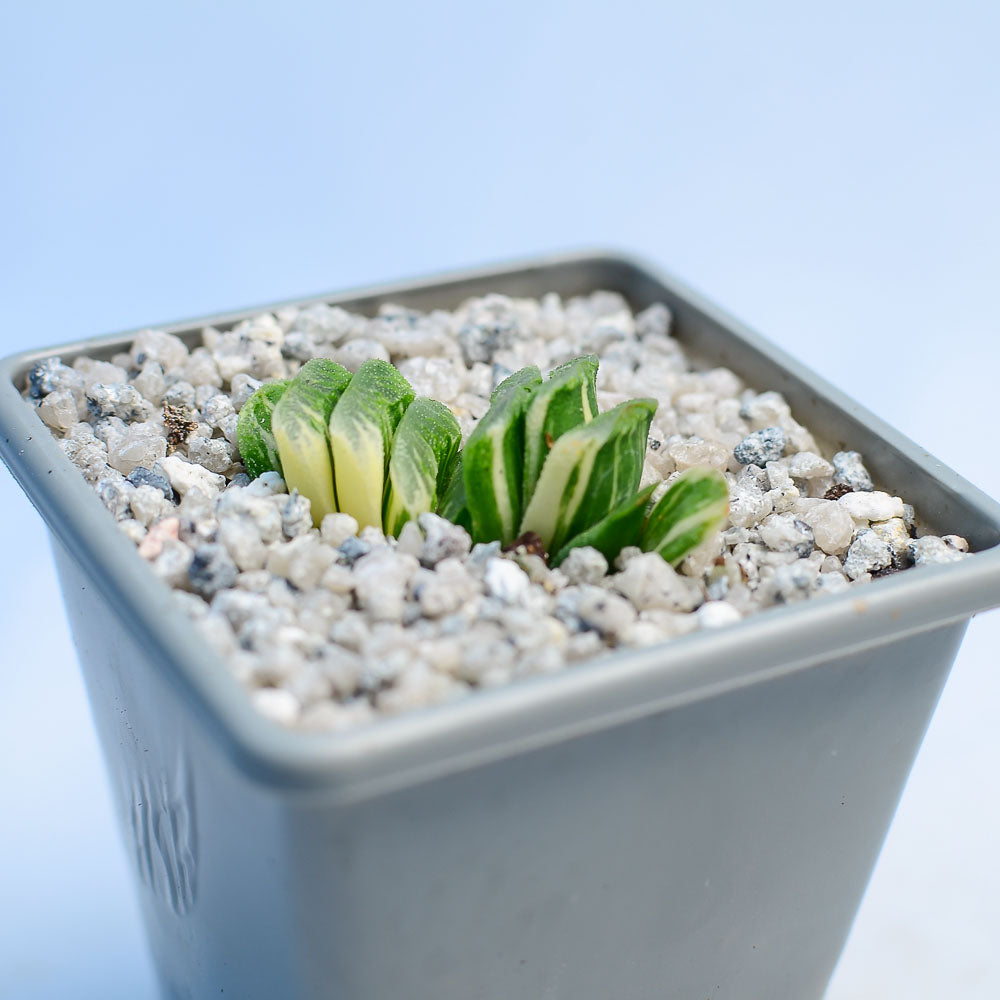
left=395, top=519, right=424, bottom=558
left=337, top=339, right=391, bottom=372
left=251, top=687, right=301, bottom=726
left=758, top=513, right=815, bottom=557
left=321, top=512, right=360, bottom=547
left=418, top=512, right=471, bottom=566
left=784, top=451, right=835, bottom=480
left=352, top=549, right=418, bottom=622
left=838, top=491, right=905, bottom=524
left=218, top=517, right=268, bottom=571
left=667, top=437, right=730, bottom=472
left=159, top=454, right=225, bottom=497
left=484, top=558, right=530, bottom=603
left=611, top=552, right=703, bottom=613
left=793, top=499, right=854, bottom=555
left=108, top=423, right=167, bottom=475
left=37, top=390, right=80, bottom=431
left=559, top=546, right=609, bottom=586
left=695, top=601, right=743, bottom=628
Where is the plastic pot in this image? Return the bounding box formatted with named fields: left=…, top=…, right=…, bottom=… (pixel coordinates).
left=3, top=252, right=999, bottom=1000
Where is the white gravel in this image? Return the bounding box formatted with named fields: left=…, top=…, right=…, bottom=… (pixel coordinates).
left=26, top=290, right=970, bottom=731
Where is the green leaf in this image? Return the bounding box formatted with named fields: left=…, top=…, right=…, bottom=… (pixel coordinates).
left=519, top=398, right=656, bottom=553
left=640, top=467, right=730, bottom=565
left=522, top=354, right=598, bottom=503
left=551, top=483, right=657, bottom=567
left=463, top=365, right=542, bottom=544
left=329, top=358, right=415, bottom=531
left=236, top=379, right=289, bottom=479
left=437, top=452, right=471, bottom=533
left=384, top=397, right=462, bottom=536
left=272, top=360, right=352, bottom=526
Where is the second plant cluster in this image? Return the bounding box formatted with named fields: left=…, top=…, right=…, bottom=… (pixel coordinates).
left=237, top=354, right=729, bottom=568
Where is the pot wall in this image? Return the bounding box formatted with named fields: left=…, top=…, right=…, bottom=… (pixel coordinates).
left=53, top=536, right=965, bottom=1000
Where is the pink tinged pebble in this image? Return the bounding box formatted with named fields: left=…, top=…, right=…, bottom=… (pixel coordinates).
left=138, top=517, right=180, bottom=559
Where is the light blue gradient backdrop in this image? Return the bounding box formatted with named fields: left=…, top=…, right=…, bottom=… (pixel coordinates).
left=2, top=3, right=998, bottom=997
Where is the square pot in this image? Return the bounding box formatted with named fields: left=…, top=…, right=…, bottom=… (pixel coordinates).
left=3, top=252, right=1000, bottom=1000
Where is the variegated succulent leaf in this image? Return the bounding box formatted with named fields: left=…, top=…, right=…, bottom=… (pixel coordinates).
left=329, top=358, right=415, bottom=532
left=384, top=397, right=462, bottom=536
left=551, top=482, right=657, bottom=567
left=236, top=379, right=289, bottom=479
left=437, top=452, right=472, bottom=533
left=522, top=354, right=598, bottom=503
left=272, top=360, right=352, bottom=526
left=463, top=365, right=542, bottom=544
left=640, top=466, right=730, bottom=565
left=519, top=397, right=656, bottom=554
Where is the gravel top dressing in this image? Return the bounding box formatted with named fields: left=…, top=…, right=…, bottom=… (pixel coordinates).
left=26, top=291, right=970, bottom=731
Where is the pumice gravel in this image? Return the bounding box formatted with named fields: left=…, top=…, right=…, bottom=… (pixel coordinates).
left=26, top=291, right=970, bottom=731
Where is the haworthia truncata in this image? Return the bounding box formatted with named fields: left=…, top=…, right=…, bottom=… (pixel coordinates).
left=437, top=453, right=471, bottom=533
left=522, top=354, right=598, bottom=503
left=463, top=365, right=542, bottom=545
left=518, top=398, right=656, bottom=554
left=236, top=379, right=289, bottom=479
left=383, top=397, right=462, bottom=536
left=329, top=358, right=415, bottom=531
left=640, top=467, right=730, bottom=565
left=272, top=360, right=352, bottom=527
left=551, top=482, right=657, bottom=567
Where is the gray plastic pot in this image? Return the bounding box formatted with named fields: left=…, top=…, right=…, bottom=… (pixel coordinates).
left=3, top=252, right=1000, bottom=1000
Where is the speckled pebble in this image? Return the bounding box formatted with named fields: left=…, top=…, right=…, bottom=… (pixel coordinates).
left=758, top=513, right=815, bottom=558
left=127, top=464, right=175, bottom=499
left=733, top=426, right=786, bottom=466
left=871, top=517, right=913, bottom=568
left=86, top=383, right=148, bottom=421
left=844, top=529, right=894, bottom=580
left=418, top=512, right=472, bottom=566
left=189, top=544, right=239, bottom=597
left=909, top=535, right=967, bottom=567
left=575, top=587, right=637, bottom=637
left=833, top=451, right=874, bottom=492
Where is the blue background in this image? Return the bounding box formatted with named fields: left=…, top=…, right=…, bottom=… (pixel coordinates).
left=2, top=2, right=998, bottom=996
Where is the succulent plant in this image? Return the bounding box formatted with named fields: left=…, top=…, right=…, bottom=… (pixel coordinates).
left=238, top=352, right=729, bottom=570
left=271, top=360, right=352, bottom=526
left=327, top=359, right=415, bottom=532
left=463, top=365, right=542, bottom=546
left=235, top=378, right=289, bottom=479
left=383, top=397, right=462, bottom=537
